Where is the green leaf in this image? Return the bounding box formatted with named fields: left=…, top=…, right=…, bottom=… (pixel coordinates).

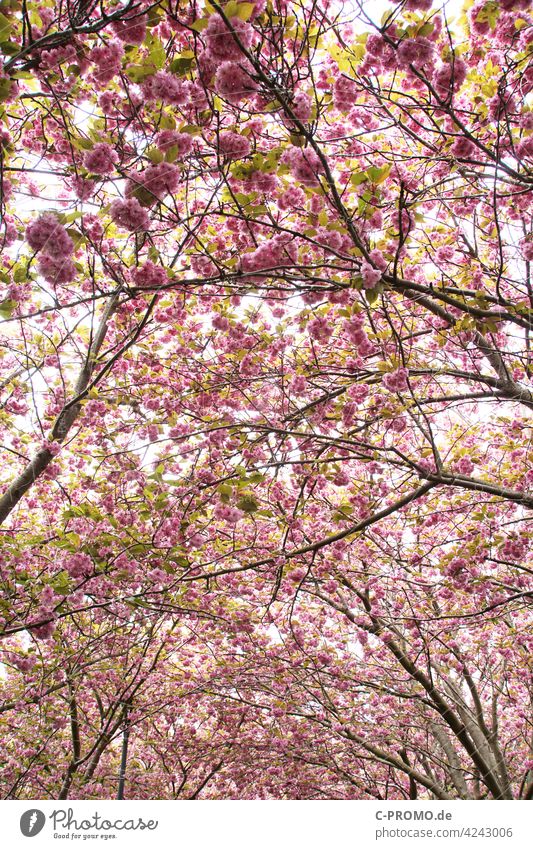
left=0, top=299, right=16, bottom=319
left=235, top=2, right=256, bottom=20
left=149, top=40, right=166, bottom=70
left=146, top=146, right=164, bottom=164
left=0, top=41, right=19, bottom=55
left=218, top=483, right=233, bottom=503
left=50, top=571, right=72, bottom=595
left=0, top=77, right=12, bottom=101
left=0, top=13, right=12, bottom=41
left=126, top=64, right=156, bottom=83
left=236, top=494, right=259, bottom=513
left=170, top=56, right=195, bottom=75
left=367, top=164, right=392, bottom=184
left=350, top=171, right=368, bottom=186
left=190, top=17, right=209, bottom=32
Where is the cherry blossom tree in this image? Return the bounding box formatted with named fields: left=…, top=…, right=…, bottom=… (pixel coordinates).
left=0, top=0, right=532, bottom=799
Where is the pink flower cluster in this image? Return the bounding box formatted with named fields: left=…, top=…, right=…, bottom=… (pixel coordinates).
left=142, top=71, right=190, bottom=106
left=500, top=538, right=525, bottom=561
left=155, top=130, right=194, bottom=155
left=433, top=59, right=467, bottom=98
left=291, top=375, right=307, bottom=394
left=445, top=557, right=468, bottom=578
left=110, top=197, right=151, bottom=231
left=26, top=212, right=73, bottom=256
left=215, top=61, right=258, bottom=102
left=382, top=368, right=409, bottom=392
left=516, top=137, right=533, bottom=161
left=111, top=13, right=148, bottom=45
left=282, top=90, right=313, bottom=125
left=315, top=227, right=343, bottom=251
left=214, top=503, right=242, bottom=524
left=218, top=130, right=251, bottom=160
left=333, top=75, right=359, bottom=112
left=83, top=142, right=118, bottom=175
left=398, top=38, right=432, bottom=71
left=90, top=41, right=124, bottom=86
left=205, top=15, right=253, bottom=61
left=26, top=213, right=77, bottom=285
left=364, top=34, right=397, bottom=72
left=70, top=176, right=96, bottom=201
left=131, top=260, right=168, bottom=289
left=127, top=162, right=180, bottom=201
left=241, top=234, right=297, bottom=276
left=65, top=552, right=93, bottom=578
left=519, top=238, right=533, bottom=262
left=405, top=0, right=433, bottom=9
left=282, top=147, right=323, bottom=186
left=278, top=185, right=306, bottom=210
left=343, top=317, right=373, bottom=355
left=308, top=316, right=332, bottom=343
left=368, top=248, right=387, bottom=269
left=30, top=614, right=56, bottom=640
left=453, top=457, right=475, bottom=475
left=360, top=261, right=382, bottom=289
left=451, top=137, right=477, bottom=158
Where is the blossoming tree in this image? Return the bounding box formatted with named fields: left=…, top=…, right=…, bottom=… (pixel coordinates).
left=0, top=0, right=532, bottom=799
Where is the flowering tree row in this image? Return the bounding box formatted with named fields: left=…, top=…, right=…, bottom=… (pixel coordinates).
left=0, top=0, right=531, bottom=799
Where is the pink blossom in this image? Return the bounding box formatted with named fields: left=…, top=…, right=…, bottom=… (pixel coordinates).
left=218, top=130, right=251, bottom=160
left=215, top=61, right=258, bottom=103
left=445, top=557, right=468, bottom=577
left=405, top=0, right=433, bottom=8
left=26, top=213, right=73, bottom=257
left=70, top=176, right=96, bottom=200
left=111, top=13, right=147, bottom=45
left=131, top=260, right=168, bottom=289
left=155, top=131, right=194, bottom=155
left=315, top=227, right=343, bottom=251
left=290, top=91, right=313, bottom=121
left=360, top=262, right=382, bottom=289
left=37, top=253, right=77, bottom=285
left=397, top=38, right=434, bottom=69
left=333, top=76, right=358, bottom=111
left=453, top=457, right=474, bottom=475
left=278, top=186, right=306, bottom=210
left=282, top=147, right=323, bottom=186
left=433, top=59, right=467, bottom=97
left=451, top=137, right=477, bottom=158
left=142, top=71, right=190, bottom=106
left=90, top=41, right=124, bottom=86
left=110, top=198, right=151, bottom=231
left=308, top=316, right=332, bottom=343
left=500, top=538, right=525, bottom=561
left=516, top=138, right=533, bottom=160
left=205, top=15, right=253, bottom=61
left=65, top=553, right=93, bottom=578
left=29, top=611, right=57, bottom=640
left=248, top=171, right=278, bottom=193
left=519, top=238, right=533, bottom=262
left=291, top=375, right=307, bottom=393
left=382, top=368, right=409, bottom=392
left=368, top=248, right=387, bottom=270
left=83, top=142, right=118, bottom=175
left=128, top=162, right=180, bottom=201
left=520, top=113, right=533, bottom=130
left=241, top=235, right=297, bottom=275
